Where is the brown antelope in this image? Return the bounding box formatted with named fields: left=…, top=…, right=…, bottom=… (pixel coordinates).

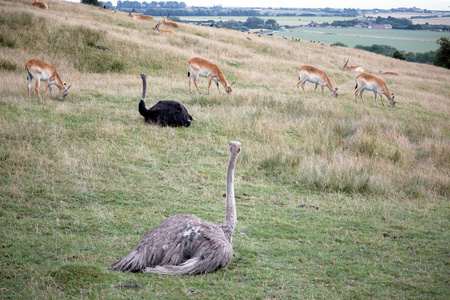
left=31, top=0, right=48, bottom=9
left=343, top=58, right=366, bottom=73
left=128, top=9, right=153, bottom=20
left=25, top=59, right=71, bottom=101
left=161, top=13, right=179, bottom=28
left=355, top=73, right=395, bottom=108
left=153, top=21, right=173, bottom=34
left=187, top=57, right=234, bottom=95
left=297, top=65, right=338, bottom=98
left=379, top=70, right=399, bottom=76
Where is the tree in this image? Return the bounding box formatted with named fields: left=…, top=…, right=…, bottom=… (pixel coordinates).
left=433, top=37, right=450, bottom=69
left=393, top=50, right=406, bottom=60
left=265, top=19, right=280, bottom=30
left=243, top=17, right=265, bottom=29
left=81, top=0, right=102, bottom=6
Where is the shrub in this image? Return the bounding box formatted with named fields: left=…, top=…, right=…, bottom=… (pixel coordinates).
left=393, top=50, right=406, bottom=60
left=0, top=59, right=17, bottom=71
left=81, top=0, right=102, bottom=7
left=433, top=36, right=450, bottom=69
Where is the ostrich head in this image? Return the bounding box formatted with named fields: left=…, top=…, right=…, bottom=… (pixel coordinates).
left=229, top=141, right=241, bottom=154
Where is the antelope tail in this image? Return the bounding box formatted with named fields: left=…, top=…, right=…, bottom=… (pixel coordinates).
left=26, top=67, right=32, bottom=81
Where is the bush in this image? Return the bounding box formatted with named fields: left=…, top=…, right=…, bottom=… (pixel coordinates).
left=81, top=0, right=102, bottom=7
left=393, top=50, right=406, bottom=60
left=433, top=37, right=450, bottom=69
left=0, top=59, right=17, bottom=71
left=332, top=42, right=348, bottom=47
left=354, top=44, right=398, bottom=57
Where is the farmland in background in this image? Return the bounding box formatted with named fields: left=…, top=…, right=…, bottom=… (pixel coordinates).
left=180, top=16, right=450, bottom=52
left=274, top=27, right=449, bottom=52
left=179, top=16, right=364, bottom=27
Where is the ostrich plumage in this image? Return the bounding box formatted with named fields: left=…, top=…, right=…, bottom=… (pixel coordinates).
left=138, top=73, right=193, bottom=127
left=108, top=141, right=242, bottom=275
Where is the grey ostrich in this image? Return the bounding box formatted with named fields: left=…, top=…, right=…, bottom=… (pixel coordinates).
left=139, top=73, right=193, bottom=127
left=108, top=141, right=242, bottom=275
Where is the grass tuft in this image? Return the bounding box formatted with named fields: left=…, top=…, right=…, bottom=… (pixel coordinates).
left=0, top=59, right=17, bottom=71
left=50, top=264, right=110, bottom=294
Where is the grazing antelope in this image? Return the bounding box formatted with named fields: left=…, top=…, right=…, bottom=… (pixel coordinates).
left=379, top=70, right=399, bottom=76
left=297, top=65, right=338, bottom=98
left=128, top=9, right=153, bottom=20
left=154, top=21, right=173, bottom=34
left=187, top=57, right=234, bottom=95
left=355, top=73, right=395, bottom=108
left=31, top=0, right=48, bottom=9
left=25, top=59, right=71, bottom=101
left=161, top=13, right=179, bottom=28
left=343, top=58, right=366, bottom=73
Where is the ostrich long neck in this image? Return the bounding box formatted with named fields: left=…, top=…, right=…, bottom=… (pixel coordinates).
left=141, top=75, right=147, bottom=101
left=223, top=151, right=238, bottom=232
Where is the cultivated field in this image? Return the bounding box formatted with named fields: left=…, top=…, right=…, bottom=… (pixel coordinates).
left=276, top=27, right=450, bottom=52
left=0, top=0, right=449, bottom=299
left=181, top=15, right=450, bottom=51
left=370, top=12, right=450, bottom=26
left=411, top=17, right=450, bottom=25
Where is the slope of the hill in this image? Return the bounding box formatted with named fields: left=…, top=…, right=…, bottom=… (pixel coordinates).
left=0, top=0, right=449, bottom=299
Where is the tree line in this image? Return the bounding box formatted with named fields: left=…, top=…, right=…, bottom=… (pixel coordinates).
left=327, top=16, right=450, bottom=31
left=352, top=37, right=449, bottom=68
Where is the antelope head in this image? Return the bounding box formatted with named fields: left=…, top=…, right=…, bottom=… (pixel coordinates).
left=343, top=58, right=350, bottom=70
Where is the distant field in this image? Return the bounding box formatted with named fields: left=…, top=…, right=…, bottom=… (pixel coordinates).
left=265, top=16, right=365, bottom=26
left=180, top=16, right=449, bottom=52
left=411, top=17, right=450, bottom=25
left=179, top=16, right=361, bottom=27
left=274, top=27, right=450, bottom=52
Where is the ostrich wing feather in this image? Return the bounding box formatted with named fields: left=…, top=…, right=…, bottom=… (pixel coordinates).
left=108, top=214, right=233, bottom=274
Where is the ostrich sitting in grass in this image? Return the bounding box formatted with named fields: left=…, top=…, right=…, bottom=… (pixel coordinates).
left=108, top=141, right=242, bottom=275
left=138, top=73, right=193, bottom=127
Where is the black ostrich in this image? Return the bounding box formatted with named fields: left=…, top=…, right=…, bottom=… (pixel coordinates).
left=139, top=73, right=193, bottom=127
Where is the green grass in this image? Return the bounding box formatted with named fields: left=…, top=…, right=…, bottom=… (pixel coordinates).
left=0, top=1, right=449, bottom=299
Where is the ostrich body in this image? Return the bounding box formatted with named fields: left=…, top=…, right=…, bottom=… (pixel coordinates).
left=138, top=73, right=192, bottom=127
left=108, top=141, right=242, bottom=275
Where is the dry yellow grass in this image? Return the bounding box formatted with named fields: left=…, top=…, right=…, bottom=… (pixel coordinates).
left=2, top=0, right=449, bottom=198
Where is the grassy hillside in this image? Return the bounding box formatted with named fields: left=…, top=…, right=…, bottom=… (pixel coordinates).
left=1, top=0, right=449, bottom=298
